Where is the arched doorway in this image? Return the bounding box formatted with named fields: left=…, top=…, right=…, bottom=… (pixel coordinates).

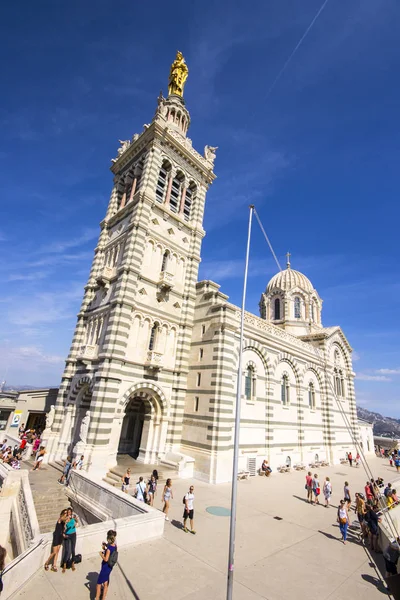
left=118, top=397, right=148, bottom=458
left=117, top=391, right=167, bottom=463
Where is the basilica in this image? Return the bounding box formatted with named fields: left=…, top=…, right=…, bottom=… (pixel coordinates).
left=44, top=53, right=373, bottom=483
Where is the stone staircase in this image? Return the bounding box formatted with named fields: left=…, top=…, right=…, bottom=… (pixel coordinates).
left=26, top=462, right=71, bottom=533
left=104, top=460, right=178, bottom=489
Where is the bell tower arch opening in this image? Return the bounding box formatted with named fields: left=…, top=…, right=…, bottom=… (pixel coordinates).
left=118, top=389, right=167, bottom=463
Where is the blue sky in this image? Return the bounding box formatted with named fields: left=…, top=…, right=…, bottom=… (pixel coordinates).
left=1, top=1, right=399, bottom=416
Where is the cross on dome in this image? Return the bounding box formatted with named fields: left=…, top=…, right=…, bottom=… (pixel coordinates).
left=286, top=252, right=291, bottom=269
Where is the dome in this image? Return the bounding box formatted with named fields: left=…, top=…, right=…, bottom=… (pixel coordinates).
left=266, top=267, right=314, bottom=294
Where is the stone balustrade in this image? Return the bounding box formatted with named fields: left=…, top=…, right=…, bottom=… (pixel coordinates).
left=158, top=270, right=174, bottom=290
left=145, top=350, right=163, bottom=370
left=77, top=344, right=98, bottom=361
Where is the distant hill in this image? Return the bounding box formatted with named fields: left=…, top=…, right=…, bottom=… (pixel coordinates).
left=358, top=406, right=400, bottom=439
left=3, top=385, right=58, bottom=392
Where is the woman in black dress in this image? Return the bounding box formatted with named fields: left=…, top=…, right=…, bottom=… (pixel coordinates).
left=44, top=509, right=68, bottom=572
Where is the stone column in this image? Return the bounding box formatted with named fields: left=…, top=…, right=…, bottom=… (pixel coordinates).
left=164, top=173, right=173, bottom=205
left=179, top=186, right=187, bottom=213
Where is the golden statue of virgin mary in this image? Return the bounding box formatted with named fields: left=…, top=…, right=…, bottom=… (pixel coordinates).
left=168, top=51, right=189, bottom=97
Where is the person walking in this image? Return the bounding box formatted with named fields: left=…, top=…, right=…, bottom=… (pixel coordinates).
left=365, top=503, right=381, bottom=551
left=58, top=456, right=73, bottom=485
left=32, top=436, right=41, bottom=454
left=32, top=446, right=46, bottom=471
left=121, top=468, right=131, bottom=493
left=183, top=485, right=196, bottom=534
left=337, top=500, right=350, bottom=544
left=312, top=474, right=320, bottom=505
left=73, top=455, right=84, bottom=470
left=147, top=474, right=157, bottom=506
left=305, top=471, right=313, bottom=503
left=95, top=530, right=117, bottom=600
left=355, top=452, right=361, bottom=467
left=162, top=478, right=173, bottom=521
left=355, top=493, right=367, bottom=539
left=135, top=476, right=146, bottom=502
left=395, top=456, right=400, bottom=473
left=61, top=508, right=79, bottom=573
left=323, top=477, right=332, bottom=508
left=348, top=452, right=353, bottom=467
left=44, top=509, right=69, bottom=571
left=344, top=481, right=352, bottom=509
left=365, top=481, right=374, bottom=502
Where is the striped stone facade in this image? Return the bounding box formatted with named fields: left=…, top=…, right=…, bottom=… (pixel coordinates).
left=44, top=91, right=216, bottom=475
left=182, top=280, right=365, bottom=483
left=44, top=82, right=366, bottom=484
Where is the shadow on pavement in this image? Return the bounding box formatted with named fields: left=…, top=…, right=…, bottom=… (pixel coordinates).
left=171, top=519, right=184, bottom=530
left=361, top=574, right=390, bottom=595
left=292, top=494, right=338, bottom=509
left=84, top=571, right=98, bottom=600
left=117, top=563, right=141, bottom=599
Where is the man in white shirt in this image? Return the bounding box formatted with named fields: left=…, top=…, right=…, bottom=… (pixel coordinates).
left=183, top=485, right=196, bottom=534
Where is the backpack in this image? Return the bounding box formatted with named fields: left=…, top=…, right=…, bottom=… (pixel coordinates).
left=107, top=548, right=118, bottom=568
left=183, top=494, right=187, bottom=505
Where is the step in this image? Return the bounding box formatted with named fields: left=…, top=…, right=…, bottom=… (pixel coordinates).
left=103, top=476, right=120, bottom=487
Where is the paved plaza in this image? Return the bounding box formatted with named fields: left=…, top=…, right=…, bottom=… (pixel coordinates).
left=12, top=456, right=398, bottom=600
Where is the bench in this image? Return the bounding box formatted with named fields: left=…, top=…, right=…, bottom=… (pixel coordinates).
left=237, top=470, right=250, bottom=480
left=277, top=465, right=291, bottom=473
left=294, top=463, right=306, bottom=471
left=259, top=468, right=271, bottom=477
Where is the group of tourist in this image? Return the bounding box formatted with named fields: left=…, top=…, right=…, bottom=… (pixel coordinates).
left=57, top=454, right=85, bottom=485
left=303, top=466, right=400, bottom=580
left=120, top=467, right=196, bottom=533
left=45, top=511, right=117, bottom=599
left=44, top=507, right=79, bottom=573
left=0, top=438, right=22, bottom=469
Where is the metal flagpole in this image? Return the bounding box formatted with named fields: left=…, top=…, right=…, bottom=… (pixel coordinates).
left=227, top=204, right=254, bottom=600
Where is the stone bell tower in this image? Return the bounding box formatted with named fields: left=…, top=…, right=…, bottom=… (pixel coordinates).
left=45, top=52, right=217, bottom=475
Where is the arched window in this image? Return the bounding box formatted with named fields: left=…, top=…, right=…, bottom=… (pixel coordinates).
left=183, top=182, right=196, bottom=221
left=148, top=322, right=159, bottom=351
left=170, top=171, right=184, bottom=213
left=245, top=366, right=256, bottom=401
left=334, top=368, right=342, bottom=396
left=334, top=350, right=340, bottom=364
left=310, top=302, right=314, bottom=321
left=286, top=456, right=291, bottom=467
left=156, top=161, right=171, bottom=203
left=281, top=374, right=290, bottom=406
left=308, top=382, right=316, bottom=409
left=161, top=250, right=169, bottom=273
left=340, top=371, right=345, bottom=397
left=294, top=297, right=301, bottom=319
left=274, top=298, right=281, bottom=320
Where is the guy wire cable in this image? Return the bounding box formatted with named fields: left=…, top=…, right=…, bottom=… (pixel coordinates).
left=253, top=207, right=400, bottom=541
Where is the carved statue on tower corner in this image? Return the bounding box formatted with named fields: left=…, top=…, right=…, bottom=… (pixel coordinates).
left=45, top=405, right=55, bottom=431
left=168, top=51, right=189, bottom=97
left=204, top=145, right=218, bottom=165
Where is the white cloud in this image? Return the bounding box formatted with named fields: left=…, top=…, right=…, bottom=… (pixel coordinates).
left=39, top=228, right=99, bottom=254
left=0, top=344, right=64, bottom=370
left=352, top=351, right=360, bottom=362
left=8, top=287, right=83, bottom=327
left=376, top=368, right=400, bottom=375
left=356, top=373, right=391, bottom=382
left=200, top=258, right=272, bottom=281
left=8, top=271, right=49, bottom=282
